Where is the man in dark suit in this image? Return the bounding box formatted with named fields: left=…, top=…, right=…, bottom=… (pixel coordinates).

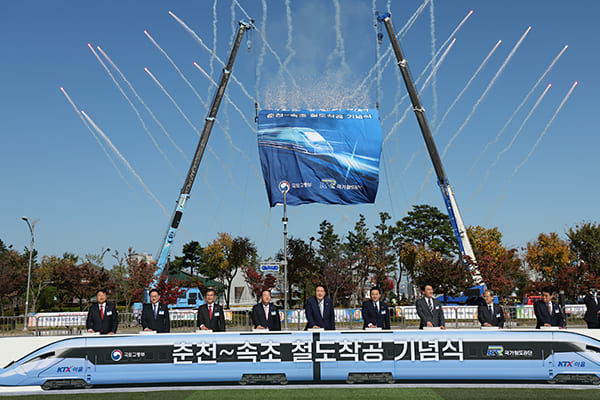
left=86, top=289, right=118, bottom=334
left=362, top=286, right=391, bottom=329
left=141, top=289, right=170, bottom=333
left=477, top=290, right=505, bottom=328
left=197, top=289, right=225, bottom=332
left=583, top=288, right=600, bottom=329
left=534, top=286, right=565, bottom=329
left=251, top=289, right=281, bottom=331
left=305, top=284, right=335, bottom=330
left=415, top=284, right=445, bottom=329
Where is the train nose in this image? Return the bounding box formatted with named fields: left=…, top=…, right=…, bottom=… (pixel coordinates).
left=0, top=367, right=28, bottom=386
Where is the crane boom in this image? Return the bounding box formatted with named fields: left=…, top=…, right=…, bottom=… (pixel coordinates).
left=152, top=20, right=253, bottom=284
left=377, top=12, right=480, bottom=283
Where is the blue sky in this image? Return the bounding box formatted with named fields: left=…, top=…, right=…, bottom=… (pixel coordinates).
left=1, top=0, right=598, bottom=265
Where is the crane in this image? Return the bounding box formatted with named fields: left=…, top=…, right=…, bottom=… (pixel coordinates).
left=377, top=12, right=481, bottom=284
left=147, top=19, right=254, bottom=301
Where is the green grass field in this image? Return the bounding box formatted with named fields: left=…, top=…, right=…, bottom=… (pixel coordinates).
left=3, top=388, right=600, bottom=400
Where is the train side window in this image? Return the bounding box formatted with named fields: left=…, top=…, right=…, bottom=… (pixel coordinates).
left=586, top=344, right=600, bottom=353
left=23, top=352, right=55, bottom=364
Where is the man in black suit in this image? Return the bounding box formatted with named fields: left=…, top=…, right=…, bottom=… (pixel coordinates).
left=305, top=284, right=335, bottom=330
left=415, top=284, right=445, bottom=329
left=86, top=289, right=118, bottom=334
left=197, top=289, right=225, bottom=332
left=583, top=288, right=600, bottom=329
left=251, top=289, right=281, bottom=331
left=362, top=286, right=391, bottom=329
left=534, top=286, right=565, bottom=329
left=141, top=289, right=170, bottom=333
left=477, top=290, right=505, bottom=328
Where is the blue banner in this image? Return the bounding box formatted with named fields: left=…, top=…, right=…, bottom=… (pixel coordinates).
left=258, top=109, right=382, bottom=206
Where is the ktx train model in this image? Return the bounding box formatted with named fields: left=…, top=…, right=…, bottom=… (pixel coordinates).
left=1, top=330, right=600, bottom=389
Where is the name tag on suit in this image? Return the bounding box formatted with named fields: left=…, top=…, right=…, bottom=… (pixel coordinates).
left=159, top=310, right=165, bottom=315
left=554, top=309, right=560, bottom=314
left=381, top=310, right=386, bottom=315
left=271, top=311, right=277, bottom=316
left=106, top=311, right=113, bottom=316
left=435, top=306, right=440, bottom=310
left=495, top=313, right=501, bottom=318
left=214, top=312, right=220, bottom=317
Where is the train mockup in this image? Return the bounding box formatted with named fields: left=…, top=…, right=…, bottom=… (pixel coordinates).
left=1, top=329, right=600, bottom=389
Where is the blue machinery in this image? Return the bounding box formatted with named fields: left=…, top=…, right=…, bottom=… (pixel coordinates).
left=377, top=13, right=480, bottom=281
left=1, top=330, right=600, bottom=388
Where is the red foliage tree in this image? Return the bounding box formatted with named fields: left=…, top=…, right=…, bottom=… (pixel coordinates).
left=242, top=266, right=276, bottom=301
left=155, top=275, right=187, bottom=305
left=475, top=249, right=525, bottom=300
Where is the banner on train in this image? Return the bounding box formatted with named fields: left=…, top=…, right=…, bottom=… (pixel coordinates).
left=257, top=109, right=382, bottom=206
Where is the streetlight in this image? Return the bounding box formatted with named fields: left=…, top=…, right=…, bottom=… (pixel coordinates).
left=21, top=216, right=39, bottom=331
left=100, top=247, right=111, bottom=270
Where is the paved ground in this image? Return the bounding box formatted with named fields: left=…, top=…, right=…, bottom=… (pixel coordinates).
left=0, top=383, right=599, bottom=396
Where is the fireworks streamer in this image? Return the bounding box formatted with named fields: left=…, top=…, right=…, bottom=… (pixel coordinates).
left=144, top=67, right=270, bottom=224
left=80, top=110, right=169, bottom=218
left=231, top=0, right=299, bottom=90
left=429, top=0, right=438, bottom=124
left=381, top=9, right=473, bottom=124
left=442, top=27, right=532, bottom=159
left=468, top=45, right=568, bottom=175
left=283, top=0, right=295, bottom=69
left=209, top=0, right=218, bottom=100
left=382, top=38, right=456, bottom=145
left=168, top=11, right=255, bottom=103
left=412, top=27, right=531, bottom=205
left=89, top=44, right=182, bottom=181
left=330, top=0, right=350, bottom=73
left=354, top=0, right=431, bottom=98
left=434, top=40, right=502, bottom=136
left=469, top=83, right=552, bottom=209
left=61, top=88, right=165, bottom=228
left=486, top=82, right=578, bottom=222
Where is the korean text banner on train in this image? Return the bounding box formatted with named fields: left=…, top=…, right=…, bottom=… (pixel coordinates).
left=257, top=109, right=382, bottom=206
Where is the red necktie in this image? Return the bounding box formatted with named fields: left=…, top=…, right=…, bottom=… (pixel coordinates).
left=209, top=304, right=213, bottom=319
left=100, top=304, right=104, bottom=320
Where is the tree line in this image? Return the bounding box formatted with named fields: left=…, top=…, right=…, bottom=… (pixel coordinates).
left=1, top=204, right=599, bottom=315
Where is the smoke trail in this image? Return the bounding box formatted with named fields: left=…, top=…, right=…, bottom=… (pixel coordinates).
left=382, top=38, right=456, bottom=145
left=442, top=27, right=531, bottom=159
left=468, top=83, right=552, bottom=209
left=329, top=0, right=350, bottom=73
left=412, top=27, right=532, bottom=205
left=283, top=0, right=295, bottom=69
left=209, top=0, right=218, bottom=100
left=354, top=0, right=431, bottom=98
left=61, top=88, right=164, bottom=226
left=486, top=81, right=578, bottom=223
left=145, top=29, right=255, bottom=135
left=80, top=110, right=169, bottom=218
left=143, top=31, right=204, bottom=110
left=381, top=9, right=473, bottom=124
left=468, top=45, right=568, bottom=175
left=168, top=11, right=256, bottom=103
left=193, top=62, right=256, bottom=132
left=61, top=88, right=137, bottom=199
left=434, top=40, right=501, bottom=136
left=89, top=44, right=182, bottom=181
left=230, top=0, right=299, bottom=90
left=144, top=67, right=269, bottom=223
left=429, top=0, right=438, bottom=125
